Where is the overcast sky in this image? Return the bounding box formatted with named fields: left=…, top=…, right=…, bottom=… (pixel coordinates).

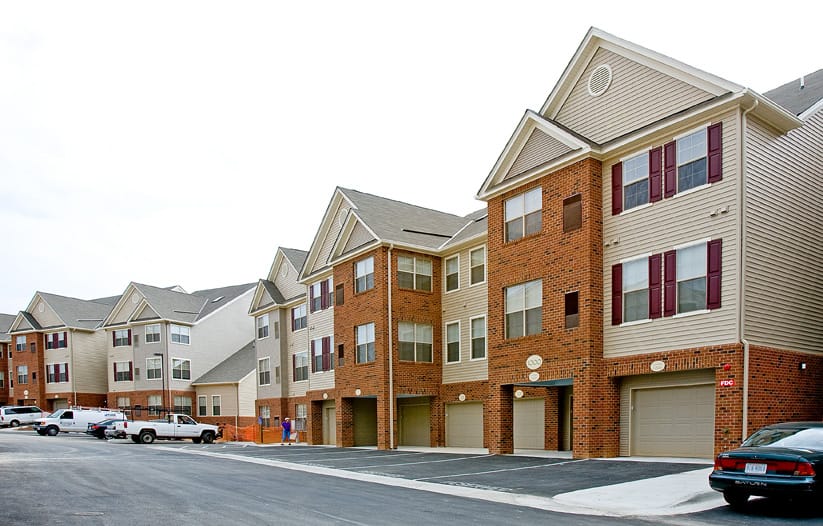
left=1, top=1, right=819, bottom=315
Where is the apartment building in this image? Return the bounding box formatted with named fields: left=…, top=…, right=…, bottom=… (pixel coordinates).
left=476, top=28, right=823, bottom=457
left=191, top=340, right=257, bottom=428
left=4, top=292, right=119, bottom=411
left=101, top=282, right=254, bottom=416
left=0, top=313, right=15, bottom=404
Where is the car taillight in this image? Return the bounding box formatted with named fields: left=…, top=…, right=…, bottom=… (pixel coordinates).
left=714, top=456, right=741, bottom=471
left=795, top=462, right=816, bottom=477
left=123, top=422, right=128, bottom=428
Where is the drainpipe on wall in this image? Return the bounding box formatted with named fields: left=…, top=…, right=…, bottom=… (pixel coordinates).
left=70, top=329, right=77, bottom=407
left=388, top=244, right=395, bottom=449
left=739, top=98, right=759, bottom=442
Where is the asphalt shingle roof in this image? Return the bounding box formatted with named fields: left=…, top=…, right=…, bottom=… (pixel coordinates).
left=0, top=313, right=16, bottom=342
left=131, top=282, right=254, bottom=324
left=38, top=292, right=120, bottom=330
left=764, top=69, right=823, bottom=116
left=191, top=340, right=256, bottom=384
left=259, top=280, right=286, bottom=305
left=281, top=248, right=308, bottom=274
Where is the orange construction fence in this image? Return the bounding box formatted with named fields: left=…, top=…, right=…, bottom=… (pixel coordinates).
left=217, top=424, right=303, bottom=444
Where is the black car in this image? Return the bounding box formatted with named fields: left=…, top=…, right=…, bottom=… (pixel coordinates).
left=709, top=421, right=823, bottom=509
left=86, top=419, right=127, bottom=440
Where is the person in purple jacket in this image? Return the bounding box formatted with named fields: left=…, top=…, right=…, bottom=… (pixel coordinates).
left=281, top=417, right=291, bottom=445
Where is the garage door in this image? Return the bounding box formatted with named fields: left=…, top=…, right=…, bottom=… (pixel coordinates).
left=399, top=404, right=430, bottom=446
left=631, top=384, right=715, bottom=457
left=353, top=398, right=377, bottom=446
left=446, top=402, right=483, bottom=447
left=514, top=398, right=544, bottom=449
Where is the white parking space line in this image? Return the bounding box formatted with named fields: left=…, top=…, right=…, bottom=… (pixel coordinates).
left=298, top=454, right=493, bottom=470
left=415, top=458, right=588, bottom=480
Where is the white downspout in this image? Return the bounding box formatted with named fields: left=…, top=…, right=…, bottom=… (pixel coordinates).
left=70, top=329, right=77, bottom=406
left=739, top=98, right=758, bottom=441
left=388, top=244, right=395, bottom=449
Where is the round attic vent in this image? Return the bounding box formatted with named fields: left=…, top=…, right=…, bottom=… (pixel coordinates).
left=587, top=64, right=613, bottom=97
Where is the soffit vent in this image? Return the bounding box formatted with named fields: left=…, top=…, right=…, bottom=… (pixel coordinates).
left=587, top=64, right=613, bottom=97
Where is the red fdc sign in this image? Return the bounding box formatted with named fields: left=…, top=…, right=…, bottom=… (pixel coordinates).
left=719, top=379, right=735, bottom=387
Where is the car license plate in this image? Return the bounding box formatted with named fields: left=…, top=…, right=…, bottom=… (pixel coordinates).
left=744, top=463, right=767, bottom=474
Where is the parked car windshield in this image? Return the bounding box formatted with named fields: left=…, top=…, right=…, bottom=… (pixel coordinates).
left=47, top=409, right=66, bottom=418
left=743, top=427, right=823, bottom=449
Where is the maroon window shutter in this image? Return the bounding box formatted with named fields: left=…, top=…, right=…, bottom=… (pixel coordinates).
left=113, top=363, right=117, bottom=381
left=129, top=361, right=133, bottom=380
left=649, top=147, right=662, bottom=203
left=127, top=329, right=132, bottom=346
left=611, top=264, right=622, bottom=325
left=52, top=333, right=58, bottom=349
left=324, top=338, right=330, bottom=371
left=291, top=308, right=296, bottom=331
left=648, top=254, right=662, bottom=319
left=310, top=340, right=316, bottom=373
left=664, top=250, right=677, bottom=316
left=64, top=363, right=69, bottom=382
left=62, top=331, right=67, bottom=347
left=707, top=239, right=722, bottom=309
left=611, top=163, right=623, bottom=215
left=707, top=122, right=723, bottom=183
left=292, top=355, right=297, bottom=381
left=664, top=141, right=677, bottom=198
left=320, top=280, right=329, bottom=310
left=112, top=331, right=116, bottom=347
left=309, top=286, right=315, bottom=313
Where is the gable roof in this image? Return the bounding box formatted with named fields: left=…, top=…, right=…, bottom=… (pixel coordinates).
left=764, top=69, right=823, bottom=118
left=0, top=313, right=16, bottom=343
left=191, top=340, right=256, bottom=385
left=441, top=209, right=488, bottom=251
left=10, top=292, right=120, bottom=333
left=280, top=248, right=308, bottom=274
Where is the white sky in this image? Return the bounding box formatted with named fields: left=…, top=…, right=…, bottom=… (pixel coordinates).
left=1, top=1, right=820, bottom=315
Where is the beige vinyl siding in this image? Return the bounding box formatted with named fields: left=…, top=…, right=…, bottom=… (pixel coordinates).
left=238, top=373, right=256, bottom=416
left=197, top=378, right=255, bottom=418
left=67, top=331, right=108, bottom=393
left=110, top=288, right=143, bottom=325
left=288, top=326, right=309, bottom=398
left=274, top=262, right=304, bottom=300
left=555, top=48, right=715, bottom=144
left=311, top=202, right=352, bottom=275
left=619, top=369, right=715, bottom=456
left=343, top=221, right=376, bottom=254
left=603, top=113, right=739, bottom=357
left=441, top=244, right=488, bottom=383
left=255, top=310, right=282, bottom=400
left=308, top=308, right=335, bottom=390
left=133, top=303, right=159, bottom=321
left=743, top=112, right=823, bottom=353
left=34, top=300, right=62, bottom=328
left=256, top=287, right=274, bottom=310
left=505, top=129, right=574, bottom=180
left=44, top=347, right=71, bottom=394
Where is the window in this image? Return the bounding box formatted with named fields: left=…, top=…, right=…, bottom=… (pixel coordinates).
left=295, top=404, right=307, bottom=432
left=258, top=357, right=271, bottom=386
left=309, top=278, right=333, bottom=313
left=398, top=255, right=432, bottom=291
left=146, top=357, right=162, bottom=380
left=355, top=257, right=374, bottom=293
left=356, top=323, right=375, bottom=364
left=471, top=317, right=486, bottom=359
left=15, top=336, right=25, bottom=351
left=293, top=352, right=309, bottom=381
left=445, top=322, right=460, bottom=363
left=445, top=256, right=459, bottom=292
left=145, top=324, right=161, bottom=343
left=174, top=396, right=192, bottom=416
left=30, top=342, right=36, bottom=353
left=170, top=325, right=190, bottom=345
left=611, top=255, right=661, bottom=326
left=113, top=329, right=131, bottom=347
left=17, top=365, right=28, bottom=385
left=470, top=247, right=485, bottom=285
left=565, top=292, right=579, bottom=329
left=311, top=336, right=334, bottom=373
left=172, top=358, right=191, bottom=380
left=398, top=322, right=432, bottom=362
left=273, top=320, right=280, bottom=339
left=335, top=284, right=345, bottom=306
left=114, top=361, right=133, bottom=382
left=212, top=396, right=221, bottom=416
left=148, top=395, right=162, bottom=416
left=46, top=332, right=67, bottom=350
left=505, top=187, right=541, bottom=242
left=623, top=153, right=650, bottom=210
left=623, top=258, right=649, bottom=323
left=676, top=129, right=707, bottom=192
left=116, top=397, right=130, bottom=410
left=257, top=314, right=270, bottom=339
left=563, top=194, right=583, bottom=232
left=0, top=374, right=3, bottom=389
left=292, top=304, right=307, bottom=331
left=505, top=280, right=542, bottom=339
left=260, top=406, right=271, bottom=428
left=198, top=396, right=207, bottom=417
left=675, top=243, right=708, bottom=314
left=664, top=123, right=722, bottom=197
left=275, top=365, right=281, bottom=385
left=46, top=363, right=69, bottom=383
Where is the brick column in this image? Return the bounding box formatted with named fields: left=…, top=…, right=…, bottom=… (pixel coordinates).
left=487, top=383, right=514, bottom=454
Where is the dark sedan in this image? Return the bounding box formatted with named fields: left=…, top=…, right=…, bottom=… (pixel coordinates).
left=86, top=419, right=127, bottom=440
left=709, top=421, right=823, bottom=509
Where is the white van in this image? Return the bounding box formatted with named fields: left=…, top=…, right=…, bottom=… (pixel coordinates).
left=0, top=406, right=47, bottom=427
left=33, top=408, right=126, bottom=436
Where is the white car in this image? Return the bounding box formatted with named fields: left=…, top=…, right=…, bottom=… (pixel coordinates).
left=0, top=406, right=47, bottom=427
left=33, top=408, right=126, bottom=436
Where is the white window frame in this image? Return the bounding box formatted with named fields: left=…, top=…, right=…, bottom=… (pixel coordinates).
left=173, top=395, right=192, bottom=416
left=444, top=255, right=459, bottom=293
left=398, top=322, right=433, bottom=363
left=470, top=315, right=487, bottom=361
left=294, top=352, right=309, bottom=382
left=505, top=279, right=542, bottom=339
left=355, top=257, right=375, bottom=293
left=171, top=358, right=191, bottom=380
left=622, top=256, right=650, bottom=323
left=146, top=357, right=162, bottom=380
left=145, top=324, right=161, bottom=344
left=621, top=151, right=650, bottom=211
left=674, top=126, right=709, bottom=195
left=292, top=304, right=307, bottom=331
left=170, top=324, right=190, bottom=345
left=505, top=187, right=542, bottom=242
left=114, top=361, right=132, bottom=382
left=469, top=246, right=486, bottom=286
left=356, top=322, right=375, bottom=364
left=674, top=239, right=709, bottom=316
left=148, top=395, right=162, bottom=416
left=257, top=314, right=270, bottom=340
left=116, top=396, right=131, bottom=409
left=445, top=321, right=460, bottom=364
left=211, top=395, right=221, bottom=417
left=398, top=255, right=432, bottom=292
left=198, top=395, right=207, bottom=417
left=15, top=336, right=25, bottom=351
left=258, top=357, right=271, bottom=386
left=113, top=329, right=130, bottom=347
left=17, top=365, right=28, bottom=384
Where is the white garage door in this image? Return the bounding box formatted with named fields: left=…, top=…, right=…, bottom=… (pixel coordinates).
left=514, top=398, right=544, bottom=450
left=631, top=384, right=714, bottom=457
left=446, top=402, right=483, bottom=448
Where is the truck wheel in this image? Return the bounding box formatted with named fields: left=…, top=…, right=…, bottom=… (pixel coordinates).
left=9, top=420, right=20, bottom=428
left=138, top=431, right=155, bottom=444
left=201, top=431, right=215, bottom=444
left=130, top=435, right=140, bottom=443
left=37, top=430, right=46, bottom=436
left=192, top=438, right=202, bottom=444
left=46, top=426, right=59, bottom=437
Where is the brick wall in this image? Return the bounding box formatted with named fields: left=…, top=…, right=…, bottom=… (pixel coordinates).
left=10, top=333, right=46, bottom=406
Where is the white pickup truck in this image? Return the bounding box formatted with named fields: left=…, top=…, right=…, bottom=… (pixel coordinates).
left=116, top=414, right=221, bottom=444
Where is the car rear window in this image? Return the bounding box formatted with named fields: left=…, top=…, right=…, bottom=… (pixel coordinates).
left=743, top=427, right=823, bottom=449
